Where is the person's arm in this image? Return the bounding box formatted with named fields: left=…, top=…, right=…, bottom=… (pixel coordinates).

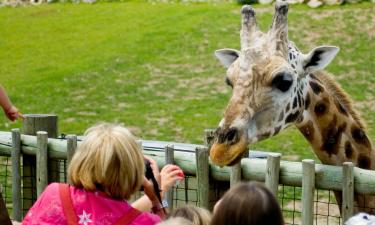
left=0, top=86, right=23, bottom=121
left=132, top=162, right=183, bottom=213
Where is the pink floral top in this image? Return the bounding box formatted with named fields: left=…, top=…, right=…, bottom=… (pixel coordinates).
left=22, top=183, right=161, bottom=225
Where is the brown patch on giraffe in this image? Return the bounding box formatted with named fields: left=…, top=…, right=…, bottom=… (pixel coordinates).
left=278, top=111, right=284, bottom=122
left=309, top=81, right=324, bottom=95
left=285, top=102, right=290, bottom=112
left=334, top=99, right=348, bottom=116
left=357, top=154, right=371, bottom=169
left=345, top=141, right=354, bottom=159
left=351, top=125, right=371, bottom=148
left=293, top=97, right=297, bottom=108
left=258, top=131, right=271, bottom=140
left=320, top=115, right=347, bottom=155
left=305, top=93, right=311, bottom=110
left=314, top=98, right=329, bottom=117
left=309, top=73, right=321, bottom=83
left=299, top=120, right=315, bottom=142
left=285, top=111, right=300, bottom=123
left=274, top=126, right=282, bottom=135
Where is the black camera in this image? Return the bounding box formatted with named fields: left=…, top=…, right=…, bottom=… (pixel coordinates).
left=142, top=160, right=162, bottom=202
left=144, top=160, right=154, bottom=180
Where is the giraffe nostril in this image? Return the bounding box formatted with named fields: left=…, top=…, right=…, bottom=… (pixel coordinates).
left=225, top=128, right=239, bottom=144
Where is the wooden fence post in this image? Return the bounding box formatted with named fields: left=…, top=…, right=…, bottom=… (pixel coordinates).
left=66, top=135, right=77, bottom=173
left=165, top=145, right=174, bottom=210
left=265, top=153, right=281, bottom=197
left=196, top=147, right=209, bottom=209
left=11, top=129, right=22, bottom=221
left=342, top=162, right=354, bottom=222
left=36, top=131, right=48, bottom=197
left=22, top=114, right=58, bottom=215
left=230, top=163, right=242, bottom=187
left=302, top=159, right=315, bottom=225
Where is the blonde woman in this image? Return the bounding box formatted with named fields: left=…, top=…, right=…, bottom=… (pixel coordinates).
left=22, top=123, right=184, bottom=225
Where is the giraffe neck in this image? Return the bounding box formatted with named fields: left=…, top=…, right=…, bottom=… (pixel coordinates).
left=295, top=72, right=375, bottom=169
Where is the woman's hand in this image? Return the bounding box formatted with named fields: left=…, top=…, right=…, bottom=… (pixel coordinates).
left=160, top=164, right=184, bottom=198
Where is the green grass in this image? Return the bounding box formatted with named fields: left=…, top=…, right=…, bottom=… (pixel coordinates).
left=0, top=2, right=374, bottom=161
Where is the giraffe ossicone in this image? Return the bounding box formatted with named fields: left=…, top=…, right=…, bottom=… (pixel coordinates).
left=210, top=1, right=375, bottom=213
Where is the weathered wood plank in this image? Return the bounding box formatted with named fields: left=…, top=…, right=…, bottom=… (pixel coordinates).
left=66, top=135, right=77, bottom=170
left=230, top=163, right=242, bottom=187
left=196, top=147, right=209, bottom=209
left=36, top=131, right=48, bottom=197
left=342, top=162, right=354, bottom=221
left=11, top=129, right=22, bottom=221
left=1, top=131, right=375, bottom=195
left=265, top=153, right=281, bottom=197
left=302, top=159, right=315, bottom=225
left=165, top=145, right=174, bottom=210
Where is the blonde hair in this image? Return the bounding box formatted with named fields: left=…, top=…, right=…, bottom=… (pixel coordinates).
left=68, top=123, right=144, bottom=200
left=167, top=205, right=211, bottom=225
left=157, top=217, right=193, bottom=225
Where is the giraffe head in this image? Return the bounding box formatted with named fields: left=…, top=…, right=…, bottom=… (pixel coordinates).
left=210, top=2, right=339, bottom=167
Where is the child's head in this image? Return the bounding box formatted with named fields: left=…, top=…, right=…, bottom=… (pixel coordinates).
left=211, top=181, right=284, bottom=225
left=167, top=205, right=211, bottom=225
left=68, top=123, right=144, bottom=200
left=157, top=217, right=193, bottom=225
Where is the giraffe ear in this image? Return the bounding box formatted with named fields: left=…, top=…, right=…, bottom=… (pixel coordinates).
left=303, top=46, right=340, bottom=73
left=215, top=49, right=240, bottom=68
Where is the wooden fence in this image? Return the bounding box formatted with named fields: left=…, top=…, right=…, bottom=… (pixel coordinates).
left=1, top=114, right=375, bottom=224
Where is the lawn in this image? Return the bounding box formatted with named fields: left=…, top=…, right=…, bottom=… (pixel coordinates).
left=0, top=1, right=374, bottom=161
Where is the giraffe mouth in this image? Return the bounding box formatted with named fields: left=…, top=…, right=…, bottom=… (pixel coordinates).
left=210, top=135, right=248, bottom=167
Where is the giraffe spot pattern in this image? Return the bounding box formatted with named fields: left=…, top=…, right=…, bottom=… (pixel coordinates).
left=300, top=120, right=315, bottom=142
left=278, top=111, right=284, bottom=122
left=286, top=102, right=290, bottom=112
left=334, top=99, right=348, bottom=116
left=258, top=131, right=271, bottom=140
left=314, top=99, right=328, bottom=117
left=345, top=141, right=354, bottom=159
left=305, top=93, right=311, bottom=110
left=351, top=125, right=371, bottom=148
left=293, top=97, right=298, bottom=108
left=357, top=154, right=371, bottom=169
left=309, top=81, right=324, bottom=95
left=285, top=111, right=300, bottom=123
left=320, top=115, right=347, bottom=155
left=309, top=73, right=319, bottom=81
left=274, top=126, right=282, bottom=135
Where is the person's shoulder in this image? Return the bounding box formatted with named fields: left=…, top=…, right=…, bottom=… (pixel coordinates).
left=42, top=182, right=60, bottom=194
left=131, top=212, right=161, bottom=225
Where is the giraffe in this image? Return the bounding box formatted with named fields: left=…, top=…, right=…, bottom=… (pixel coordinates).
left=209, top=2, right=375, bottom=213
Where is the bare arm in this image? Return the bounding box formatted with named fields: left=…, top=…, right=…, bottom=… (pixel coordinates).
left=0, top=85, right=23, bottom=121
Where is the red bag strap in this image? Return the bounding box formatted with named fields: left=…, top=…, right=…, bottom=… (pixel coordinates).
left=59, top=183, right=79, bottom=225
left=113, top=207, right=142, bottom=225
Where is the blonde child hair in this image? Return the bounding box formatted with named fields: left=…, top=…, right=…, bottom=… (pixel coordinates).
left=167, top=205, right=211, bottom=225
left=157, top=217, right=193, bottom=225
left=68, top=123, right=144, bottom=200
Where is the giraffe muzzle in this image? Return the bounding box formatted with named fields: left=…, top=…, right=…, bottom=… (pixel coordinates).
left=210, top=128, right=248, bottom=167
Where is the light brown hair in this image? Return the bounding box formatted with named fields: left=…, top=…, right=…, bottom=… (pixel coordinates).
left=210, top=181, right=284, bottom=225
left=68, top=123, right=144, bottom=200
left=167, top=205, right=211, bottom=225
left=157, top=217, right=193, bottom=225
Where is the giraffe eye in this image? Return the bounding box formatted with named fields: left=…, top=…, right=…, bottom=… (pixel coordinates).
left=272, top=72, right=293, bottom=92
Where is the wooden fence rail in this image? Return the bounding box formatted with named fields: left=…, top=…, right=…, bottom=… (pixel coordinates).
left=2, top=115, right=375, bottom=224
